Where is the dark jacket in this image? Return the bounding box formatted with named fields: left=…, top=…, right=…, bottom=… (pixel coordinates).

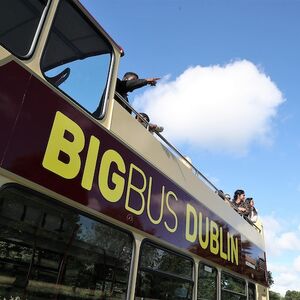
left=115, top=78, right=148, bottom=112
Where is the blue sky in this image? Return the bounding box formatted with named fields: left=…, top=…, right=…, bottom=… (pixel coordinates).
left=81, top=0, right=300, bottom=295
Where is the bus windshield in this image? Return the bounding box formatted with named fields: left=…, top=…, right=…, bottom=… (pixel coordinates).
left=41, top=0, right=112, bottom=116
left=0, top=0, right=48, bottom=57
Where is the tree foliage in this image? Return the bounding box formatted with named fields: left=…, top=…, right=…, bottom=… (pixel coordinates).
left=269, top=290, right=300, bottom=300
left=285, top=290, right=300, bottom=300
left=269, top=291, right=282, bottom=300
left=268, top=270, right=274, bottom=287
left=268, top=271, right=300, bottom=299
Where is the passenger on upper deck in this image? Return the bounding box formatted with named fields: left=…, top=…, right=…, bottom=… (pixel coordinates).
left=116, top=72, right=160, bottom=113
left=136, top=112, right=164, bottom=134
left=245, top=198, right=258, bottom=223
left=217, top=190, right=231, bottom=205
left=232, top=189, right=248, bottom=215
left=224, top=193, right=231, bottom=205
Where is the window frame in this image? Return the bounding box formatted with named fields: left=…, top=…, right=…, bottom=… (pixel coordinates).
left=197, top=262, right=218, bottom=300
left=0, top=0, right=51, bottom=59
left=221, top=271, right=247, bottom=299
left=0, top=183, right=135, bottom=298
left=135, top=239, right=195, bottom=298
left=40, top=0, right=115, bottom=120
left=248, top=281, right=257, bottom=300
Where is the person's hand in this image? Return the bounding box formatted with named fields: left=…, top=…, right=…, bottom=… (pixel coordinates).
left=149, top=124, right=164, bottom=133
left=147, top=77, right=160, bottom=86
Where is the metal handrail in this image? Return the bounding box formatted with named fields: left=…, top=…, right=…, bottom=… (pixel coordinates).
left=114, top=92, right=262, bottom=233
left=114, top=92, right=219, bottom=192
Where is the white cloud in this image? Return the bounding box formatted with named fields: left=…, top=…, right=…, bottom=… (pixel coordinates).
left=277, top=232, right=300, bottom=251
left=274, top=271, right=300, bottom=295
left=133, top=60, right=284, bottom=154
left=294, top=256, right=300, bottom=272
left=268, top=262, right=289, bottom=273
left=262, top=215, right=300, bottom=256
left=261, top=215, right=300, bottom=295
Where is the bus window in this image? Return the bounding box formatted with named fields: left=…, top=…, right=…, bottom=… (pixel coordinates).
left=0, top=0, right=48, bottom=57
left=0, top=186, right=132, bottom=299
left=197, top=263, right=217, bottom=300
left=221, top=272, right=247, bottom=300
left=41, top=0, right=112, bottom=117
left=248, top=282, right=256, bottom=300
left=135, top=242, right=194, bottom=300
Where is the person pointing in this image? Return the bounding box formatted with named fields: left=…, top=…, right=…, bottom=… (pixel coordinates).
left=116, top=72, right=160, bottom=112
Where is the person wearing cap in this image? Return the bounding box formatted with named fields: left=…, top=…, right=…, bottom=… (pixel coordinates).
left=116, top=72, right=160, bottom=113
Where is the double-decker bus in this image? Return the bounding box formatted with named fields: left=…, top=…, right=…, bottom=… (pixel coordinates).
left=0, top=1, right=269, bottom=299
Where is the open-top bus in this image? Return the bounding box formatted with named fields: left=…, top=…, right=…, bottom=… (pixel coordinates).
left=0, top=1, right=269, bottom=299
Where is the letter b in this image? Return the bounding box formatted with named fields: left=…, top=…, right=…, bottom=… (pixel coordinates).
left=42, top=111, right=84, bottom=179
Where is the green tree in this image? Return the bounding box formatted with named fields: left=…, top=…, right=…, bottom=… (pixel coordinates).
left=267, top=270, right=274, bottom=287
left=285, top=290, right=300, bottom=300
left=269, top=290, right=281, bottom=300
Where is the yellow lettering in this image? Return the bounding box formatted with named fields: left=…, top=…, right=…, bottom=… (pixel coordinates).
left=99, top=149, right=125, bottom=202
left=125, top=163, right=146, bottom=215
left=42, top=111, right=84, bottom=179
left=81, top=135, right=100, bottom=190
left=185, top=203, right=197, bottom=242
left=220, top=227, right=227, bottom=260
left=227, top=232, right=231, bottom=262
left=210, top=220, right=219, bottom=255
left=198, top=212, right=209, bottom=250
left=164, top=191, right=178, bottom=233
left=231, top=236, right=239, bottom=266
left=147, top=177, right=164, bottom=225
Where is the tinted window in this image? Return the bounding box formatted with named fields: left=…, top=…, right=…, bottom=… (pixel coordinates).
left=135, top=242, right=194, bottom=300
left=0, top=0, right=47, bottom=57
left=221, top=272, right=246, bottom=300
left=197, top=263, right=217, bottom=300
left=248, top=282, right=256, bottom=300
left=0, top=186, right=132, bottom=299
left=41, top=0, right=112, bottom=117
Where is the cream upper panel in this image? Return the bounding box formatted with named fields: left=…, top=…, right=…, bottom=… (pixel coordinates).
left=0, top=0, right=121, bottom=130
left=0, top=48, right=12, bottom=66
left=110, top=101, right=265, bottom=250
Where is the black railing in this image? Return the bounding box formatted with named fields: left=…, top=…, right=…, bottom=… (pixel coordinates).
left=114, top=92, right=219, bottom=192
left=114, top=92, right=262, bottom=233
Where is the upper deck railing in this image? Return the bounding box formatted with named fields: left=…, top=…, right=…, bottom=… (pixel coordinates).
left=115, top=92, right=262, bottom=233
left=115, top=92, right=219, bottom=192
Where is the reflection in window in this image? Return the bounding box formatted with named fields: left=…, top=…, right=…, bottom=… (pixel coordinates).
left=221, top=272, right=246, bottom=300
left=248, top=282, right=256, bottom=300
left=0, top=186, right=132, bottom=299
left=41, top=0, right=112, bottom=116
left=0, top=0, right=48, bottom=57
left=135, top=242, right=193, bottom=300
left=197, top=263, right=217, bottom=300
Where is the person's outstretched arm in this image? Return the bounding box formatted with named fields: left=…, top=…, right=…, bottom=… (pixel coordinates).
left=124, top=77, right=160, bottom=92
